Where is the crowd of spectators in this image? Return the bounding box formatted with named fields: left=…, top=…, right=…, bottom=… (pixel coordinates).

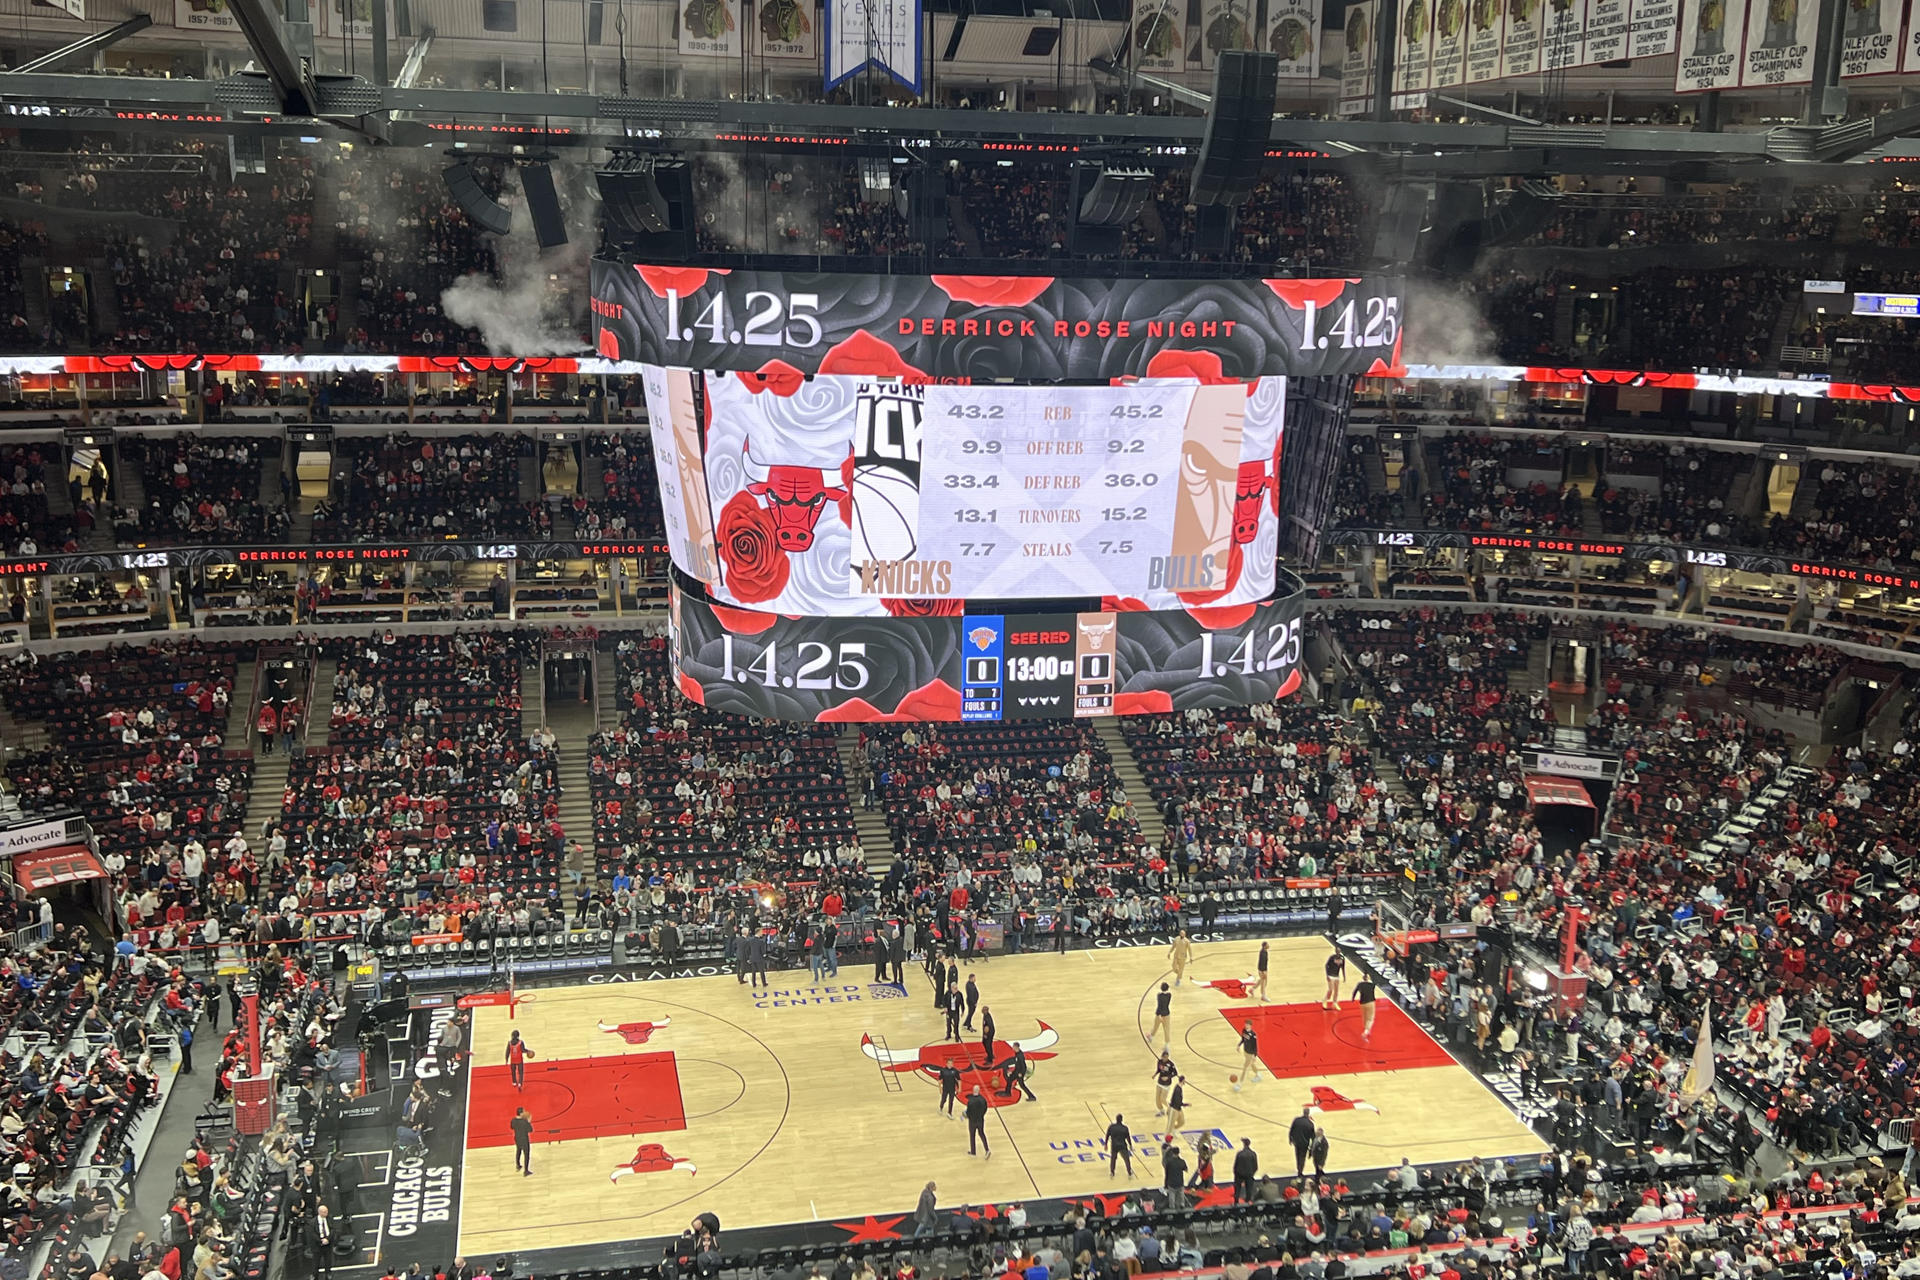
left=571, top=432, right=666, bottom=542
left=1423, top=436, right=1584, bottom=535
left=1773, top=460, right=1920, bottom=569
left=1592, top=445, right=1757, bottom=546
left=311, top=433, right=546, bottom=543
left=332, top=155, right=501, bottom=356
left=114, top=436, right=288, bottom=547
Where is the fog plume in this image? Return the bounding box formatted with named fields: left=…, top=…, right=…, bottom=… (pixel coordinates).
left=439, top=165, right=595, bottom=355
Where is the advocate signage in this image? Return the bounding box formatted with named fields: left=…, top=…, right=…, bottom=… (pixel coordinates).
left=592, top=262, right=1408, bottom=380
left=0, top=815, right=89, bottom=856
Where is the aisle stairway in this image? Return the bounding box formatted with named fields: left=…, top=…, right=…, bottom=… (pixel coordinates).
left=835, top=728, right=897, bottom=872
left=520, top=659, right=545, bottom=737
left=547, top=697, right=599, bottom=887
left=222, top=660, right=258, bottom=748
left=1093, top=718, right=1165, bottom=846
left=305, top=658, right=339, bottom=748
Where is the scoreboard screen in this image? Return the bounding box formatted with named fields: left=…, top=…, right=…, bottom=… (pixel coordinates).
left=642, top=368, right=1286, bottom=617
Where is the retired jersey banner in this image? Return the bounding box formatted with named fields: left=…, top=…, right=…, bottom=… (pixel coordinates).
left=1200, top=0, right=1258, bottom=67
left=1629, top=0, right=1678, bottom=54
left=1840, top=0, right=1899, bottom=73
left=679, top=0, right=742, bottom=55
left=825, top=0, right=921, bottom=89
left=1432, top=0, right=1472, bottom=83
left=592, top=262, right=1408, bottom=381
left=1677, top=0, right=1746, bottom=87
left=1266, top=0, right=1320, bottom=75
left=1499, top=0, right=1545, bottom=76
left=1338, top=0, right=1378, bottom=112
left=174, top=0, right=241, bottom=29
left=1902, top=0, right=1920, bottom=68
left=1132, top=0, right=1187, bottom=70
left=1741, top=0, right=1818, bottom=84
left=1542, top=0, right=1588, bottom=66
left=751, top=0, right=817, bottom=57
left=1395, top=0, right=1437, bottom=91
left=1466, top=0, right=1506, bottom=78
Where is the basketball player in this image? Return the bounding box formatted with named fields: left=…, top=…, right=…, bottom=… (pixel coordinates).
left=1153, top=1051, right=1178, bottom=1115
left=511, top=1106, right=533, bottom=1175
left=1168, top=931, right=1194, bottom=987
left=1322, top=950, right=1347, bottom=1010
left=1353, top=974, right=1378, bottom=1041
left=1164, top=1075, right=1188, bottom=1140
left=1148, top=982, right=1173, bottom=1046
left=1256, top=942, right=1271, bottom=1002
left=506, top=1030, right=535, bottom=1089
left=1234, top=1020, right=1263, bottom=1091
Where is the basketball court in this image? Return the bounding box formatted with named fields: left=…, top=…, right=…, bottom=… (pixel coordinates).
left=452, top=936, right=1546, bottom=1265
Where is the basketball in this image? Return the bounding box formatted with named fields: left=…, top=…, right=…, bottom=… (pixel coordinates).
left=850, top=463, right=921, bottom=568
left=1229, top=1074, right=1239, bottom=1084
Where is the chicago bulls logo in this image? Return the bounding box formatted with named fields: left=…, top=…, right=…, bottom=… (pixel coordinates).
left=1231, top=461, right=1272, bottom=545
left=860, top=1021, right=1059, bottom=1108
left=742, top=441, right=850, bottom=553
left=1197, top=976, right=1260, bottom=999
left=609, top=1142, right=697, bottom=1181
left=597, top=1017, right=673, bottom=1045
left=1306, top=1085, right=1378, bottom=1114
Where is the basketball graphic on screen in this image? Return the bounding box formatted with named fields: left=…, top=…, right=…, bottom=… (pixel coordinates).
left=851, top=464, right=920, bottom=566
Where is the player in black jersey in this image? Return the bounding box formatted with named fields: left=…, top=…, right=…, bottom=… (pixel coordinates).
left=1149, top=982, right=1173, bottom=1047
left=1353, top=976, right=1378, bottom=1041
left=1234, top=1021, right=1263, bottom=1090
left=1153, top=1051, right=1178, bottom=1114
left=1322, top=949, right=1347, bottom=1010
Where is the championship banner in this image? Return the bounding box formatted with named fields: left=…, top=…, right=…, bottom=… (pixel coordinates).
left=1542, top=0, right=1588, bottom=67
left=1499, top=0, right=1545, bottom=77
left=1677, top=0, right=1746, bottom=86
left=1266, top=0, right=1321, bottom=75
left=1432, top=0, right=1472, bottom=85
left=1581, top=0, right=1631, bottom=62
left=1132, top=0, right=1188, bottom=71
left=174, top=0, right=240, bottom=29
left=1840, top=0, right=1900, bottom=73
left=1395, top=0, right=1437, bottom=92
left=1903, top=0, right=1920, bottom=69
left=668, top=577, right=1307, bottom=722
left=592, top=263, right=1406, bottom=381
left=1740, top=0, right=1817, bottom=83
left=321, top=0, right=386, bottom=37
left=1338, top=0, right=1377, bottom=114
left=825, top=0, right=921, bottom=89
left=679, top=0, right=743, bottom=56
left=1466, top=0, right=1505, bottom=80
left=1629, top=0, right=1679, bottom=54
left=1199, top=0, right=1258, bottom=67
left=750, top=0, right=817, bottom=57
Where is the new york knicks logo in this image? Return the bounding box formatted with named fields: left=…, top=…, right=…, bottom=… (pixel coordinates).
left=598, top=1017, right=673, bottom=1045
left=1306, top=1085, right=1378, bottom=1114
left=609, top=1142, right=697, bottom=1182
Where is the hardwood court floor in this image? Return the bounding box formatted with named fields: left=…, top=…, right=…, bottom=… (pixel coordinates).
left=457, top=936, right=1546, bottom=1258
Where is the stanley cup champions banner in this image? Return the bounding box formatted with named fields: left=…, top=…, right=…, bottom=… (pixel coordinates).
left=1740, top=0, right=1819, bottom=84
left=826, top=0, right=922, bottom=88
left=1840, top=0, right=1899, bottom=74
left=1676, top=0, right=1748, bottom=88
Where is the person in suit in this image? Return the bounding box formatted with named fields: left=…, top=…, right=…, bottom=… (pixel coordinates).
left=979, top=1005, right=996, bottom=1065
left=873, top=923, right=893, bottom=982
left=311, top=1205, right=336, bottom=1276
left=963, top=975, right=981, bottom=1031
left=1289, top=1106, right=1318, bottom=1176
left=1232, top=1138, right=1259, bottom=1203
left=938, top=1060, right=961, bottom=1116
left=944, top=987, right=964, bottom=1041
left=964, top=1087, right=991, bottom=1157
left=747, top=931, right=769, bottom=989
left=932, top=955, right=949, bottom=1010
left=888, top=925, right=907, bottom=984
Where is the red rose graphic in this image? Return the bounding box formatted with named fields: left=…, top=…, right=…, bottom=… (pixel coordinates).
left=597, top=328, right=622, bottom=360
left=817, top=679, right=963, bottom=723
left=930, top=275, right=1055, bottom=308
left=1100, top=596, right=1151, bottom=612
left=1115, top=690, right=1175, bottom=716
left=708, top=603, right=778, bottom=635
left=881, top=598, right=965, bottom=618
left=635, top=266, right=726, bottom=299
left=736, top=359, right=806, bottom=396
left=1261, top=278, right=1360, bottom=311
left=818, top=330, right=925, bottom=381
left=1145, top=348, right=1230, bottom=384
left=1274, top=667, right=1303, bottom=701
left=715, top=492, right=791, bottom=604
left=677, top=672, right=707, bottom=705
